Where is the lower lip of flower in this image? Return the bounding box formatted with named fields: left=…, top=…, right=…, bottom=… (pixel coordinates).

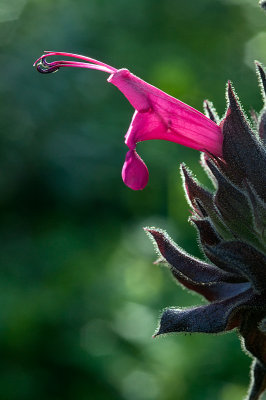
left=121, top=149, right=149, bottom=191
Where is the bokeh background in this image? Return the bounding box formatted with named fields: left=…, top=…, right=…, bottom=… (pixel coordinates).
left=0, top=0, right=266, bottom=399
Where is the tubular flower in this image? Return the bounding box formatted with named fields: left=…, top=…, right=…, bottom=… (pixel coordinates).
left=34, top=52, right=223, bottom=190
left=146, top=63, right=266, bottom=400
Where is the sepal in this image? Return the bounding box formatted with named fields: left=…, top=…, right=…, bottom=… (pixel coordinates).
left=256, top=62, right=266, bottom=100
left=204, top=241, right=266, bottom=293
left=259, top=113, right=266, bottom=144
left=260, top=0, right=266, bottom=10
left=155, top=288, right=256, bottom=336
left=256, top=62, right=266, bottom=144
left=181, top=163, right=213, bottom=216
left=240, top=311, right=266, bottom=366
left=145, top=228, right=240, bottom=284
left=221, top=82, right=266, bottom=201
left=145, top=228, right=248, bottom=302
left=190, top=217, right=221, bottom=246
left=203, top=100, right=220, bottom=124
left=205, top=159, right=255, bottom=242
left=245, top=181, right=266, bottom=245
left=181, top=164, right=230, bottom=237
left=246, top=360, right=266, bottom=400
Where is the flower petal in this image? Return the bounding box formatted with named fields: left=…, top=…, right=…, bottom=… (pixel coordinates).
left=109, top=69, right=223, bottom=156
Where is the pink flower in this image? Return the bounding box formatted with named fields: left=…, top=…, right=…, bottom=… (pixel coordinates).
left=34, top=52, right=223, bottom=190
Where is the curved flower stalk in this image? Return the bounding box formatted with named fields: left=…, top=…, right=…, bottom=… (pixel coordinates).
left=146, top=64, right=266, bottom=400
left=34, top=52, right=223, bottom=190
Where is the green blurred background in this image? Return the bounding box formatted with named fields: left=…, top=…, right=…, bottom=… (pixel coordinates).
left=0, top=0, right=265, bottom=399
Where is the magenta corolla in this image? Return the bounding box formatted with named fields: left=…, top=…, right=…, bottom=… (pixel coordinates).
left=34, top=52, right=223, bottom=190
